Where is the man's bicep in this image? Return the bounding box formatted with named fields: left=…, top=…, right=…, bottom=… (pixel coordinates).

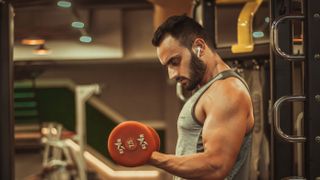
left=201, top=90, right=249, bottom=171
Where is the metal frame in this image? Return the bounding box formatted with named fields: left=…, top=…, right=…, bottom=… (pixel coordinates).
left=304, top=0, right=320, bottom=178
left=271, top=15, right=305, bottom=61
left=202, top=0, right=215, bottom=45
left=75, top=84, right=100, bottom=180
left=270, top=0, right=294, bottom=179
left=176, top=83, right=187, bottom=102
left=273, top=95, right=306, bottom=143
left=271, top=0, right=320, bottom=179
left=0, top=1, right=14, bottom=180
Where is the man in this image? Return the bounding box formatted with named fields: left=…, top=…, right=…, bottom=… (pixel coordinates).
left=148, top=15, right=254, bottom=180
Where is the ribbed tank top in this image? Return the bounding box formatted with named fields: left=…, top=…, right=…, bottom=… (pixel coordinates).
left=174, top=70, right=252, bottom=180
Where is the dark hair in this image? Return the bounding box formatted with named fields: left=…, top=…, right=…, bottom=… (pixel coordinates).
left=152, top=15, right=214, bottom=50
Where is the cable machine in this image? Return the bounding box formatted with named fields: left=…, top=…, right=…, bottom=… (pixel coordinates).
left=195, top=0, right=320, bottom=179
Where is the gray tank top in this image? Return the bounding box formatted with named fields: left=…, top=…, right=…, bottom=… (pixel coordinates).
left=174, top=70, right=252, bottom=180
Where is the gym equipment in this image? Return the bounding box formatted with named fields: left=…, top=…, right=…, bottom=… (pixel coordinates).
left=146, top=124, right=160, bottom=151
left=41, top=122, right=76, bottom=179
left=108, top=121, right=159, bottom=167
left=231, top=0, right=263, bottom=53
left=270, top=15, right=304, bottom=61
left=41, top=84, right=101, bottom=180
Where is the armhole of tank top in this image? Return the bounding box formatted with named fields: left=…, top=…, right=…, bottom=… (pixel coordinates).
left=190, top=78, right=219, bottom=126
left=245, top=124, right=254, bottom=136
left=191, top=94, right=205, bottom=126
left=190, top=71, right=229, bottom=126
left=190, top=76, right=221, bottom=126
left=190, top=70, right=249, bottom=127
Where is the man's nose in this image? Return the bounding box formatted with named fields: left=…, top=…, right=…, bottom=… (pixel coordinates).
left=168, top=67, right=178, bottom=80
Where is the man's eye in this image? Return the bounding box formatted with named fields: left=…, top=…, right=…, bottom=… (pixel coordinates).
left=171, top=58, right=180, bottom=66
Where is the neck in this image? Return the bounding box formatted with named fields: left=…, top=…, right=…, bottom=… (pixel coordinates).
left=200, top=53, right=230, bottom=86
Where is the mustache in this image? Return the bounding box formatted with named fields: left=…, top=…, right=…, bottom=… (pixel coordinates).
left=175, top=77, right=187, bottom=83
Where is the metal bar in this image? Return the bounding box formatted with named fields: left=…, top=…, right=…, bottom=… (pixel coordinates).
left=273, top=95, right=306, bottom=143
left=75, top=84, right=100, bottom=180
left=271, top=15, right=305, bottom=61
left=202, top=0, right=215, bottom=47
left=269, top=0, right=295, bottom=179
left=0, top=2, right=14, bottom=180
left=176, top=83, right=187, bottom=102
left=304, top=0, right=320, bottom=178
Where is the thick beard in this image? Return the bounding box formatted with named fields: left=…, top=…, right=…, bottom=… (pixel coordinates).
left=185, top=52, right=206, bottom=91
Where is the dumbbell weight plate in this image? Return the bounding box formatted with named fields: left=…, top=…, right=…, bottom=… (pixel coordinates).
left=145, top=125, right=160, bottom=151
left=107, top=121, right=157, bottom=167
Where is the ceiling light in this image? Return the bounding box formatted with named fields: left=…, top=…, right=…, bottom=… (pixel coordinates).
left=79, top=35, right=92, bottom=43
left=57, top=0, right=72, bottom=8
left=72, top=21, right=85, bottom=29
left=33, top=44, right=51, bottom=55
left=21, top=38, right=45, bottom=45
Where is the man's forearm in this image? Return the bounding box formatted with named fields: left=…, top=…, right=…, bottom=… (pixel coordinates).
left=148, top=151, right=225, bottom=179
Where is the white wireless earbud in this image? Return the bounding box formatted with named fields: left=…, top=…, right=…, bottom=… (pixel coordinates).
left=196, top=46, right=201, bottom=57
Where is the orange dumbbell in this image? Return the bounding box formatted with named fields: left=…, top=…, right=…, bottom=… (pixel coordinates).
left=107, top=121, right=160, bottom=167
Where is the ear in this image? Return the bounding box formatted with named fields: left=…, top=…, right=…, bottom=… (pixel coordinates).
left=192, top=38, right=205, bottom=57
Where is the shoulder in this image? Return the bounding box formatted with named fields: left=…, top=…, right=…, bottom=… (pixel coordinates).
left=201, top=77, right=252, bottom=116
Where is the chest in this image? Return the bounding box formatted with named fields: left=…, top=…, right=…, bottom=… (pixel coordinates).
left=177, top=93, right=207, bottom=130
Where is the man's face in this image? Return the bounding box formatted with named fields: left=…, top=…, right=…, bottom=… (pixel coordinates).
left=157, top=35, right=206, bottom=91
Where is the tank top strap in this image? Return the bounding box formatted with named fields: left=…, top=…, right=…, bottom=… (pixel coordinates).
left=218, top=70, right=250, bottom=92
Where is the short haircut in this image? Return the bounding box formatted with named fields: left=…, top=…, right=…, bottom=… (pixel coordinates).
left=152, top=15, right=214, bottom=50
